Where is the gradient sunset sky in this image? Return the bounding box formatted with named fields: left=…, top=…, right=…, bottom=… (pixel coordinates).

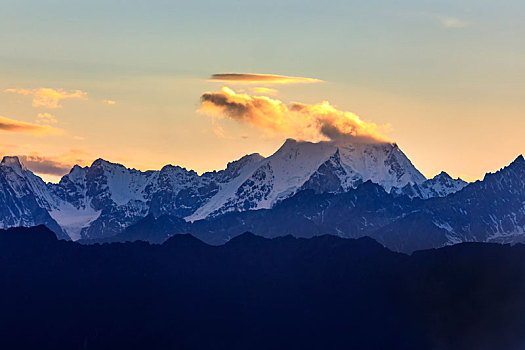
left=1, top=0, right=524, bottom=182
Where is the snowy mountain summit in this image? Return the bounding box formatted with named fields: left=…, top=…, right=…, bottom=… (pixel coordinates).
left=187, top=137, right=426, bottom=220
left=392, top=171, right=468, bottom=199
left=0, top=137, right=457, bottom=240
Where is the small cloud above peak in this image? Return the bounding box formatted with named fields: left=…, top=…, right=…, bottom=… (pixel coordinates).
left=199, top=87, right=390, bottom=143
left=209, top=73, right=322, bottom=85
left=18, top=154, right=71, bottom=176
left=14, top=148, right=92, bottom=178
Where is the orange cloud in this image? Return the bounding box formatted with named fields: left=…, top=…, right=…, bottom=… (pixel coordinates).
left=5, top=88, right=87, bottom=108
left=0, top=115, right=63, bottom=135
left=36, top=112, right=58, bottom=124
left=18, top=154, right=72, bottom=176
left=199, top=87, right=389, bottom=143
left=18, top=149, right=92, bottom=176
left=210, top=73, right=322, bottom=85
left=103, top=99, right=117, bottom=105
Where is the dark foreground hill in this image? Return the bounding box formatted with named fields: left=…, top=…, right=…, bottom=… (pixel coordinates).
left=1, top=226, right=525, bottom=349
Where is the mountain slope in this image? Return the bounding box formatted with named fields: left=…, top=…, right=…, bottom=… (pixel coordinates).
left=111, top=155, right=525, bottom=253
left=393, top=171, right=467, bottom=199
left=0, top=157, right=67, bottom=239
left=0, top=137, right=432, bottom=240
left=421, top=155, right=525, bottom=244
left=187, top=138, right=426, bottom=220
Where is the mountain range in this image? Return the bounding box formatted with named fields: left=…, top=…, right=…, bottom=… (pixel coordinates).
left=94, top=154, right=523, bottom=253
left=1, top=136, right=522, bottom=252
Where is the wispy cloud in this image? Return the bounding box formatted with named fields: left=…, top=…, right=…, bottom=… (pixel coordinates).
left=36, top=112, right=58, bottom=124
left=103, top=99, right=117, bottom=105
left=0, top=115, right=63, bottom=135
left=210, top=73, right=322, bottom=85
left=18, top=154, right=72, bottom=176
left=18, top=148, right=91, bottom=176
left=437, top=16, right=469, bottom=29
left=5, top=88, right=87, bottom=108
left=200, top=87, right=389, bottom=143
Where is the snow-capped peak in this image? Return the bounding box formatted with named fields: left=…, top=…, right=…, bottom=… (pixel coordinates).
left=434, top=171, right=452, bottom=180
left=90, top=158, right=127, bottom=170
left=1, top=156, right=26, bottom=176
left=187, top=137, right=427, bottom=220
left=392, top=170, right=468, bottom=199
left=335, top=138, right=426, bottom=190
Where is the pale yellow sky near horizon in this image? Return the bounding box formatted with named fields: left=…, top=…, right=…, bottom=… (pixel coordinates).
left=0, top=74, right=522, bottom=184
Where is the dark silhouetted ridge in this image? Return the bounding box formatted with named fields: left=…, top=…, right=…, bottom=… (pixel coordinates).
left=0, top=225, right=57, bottom=244
left=163, top=232, right=207, bottom=249
left=0, top=225, right=525, bottom=349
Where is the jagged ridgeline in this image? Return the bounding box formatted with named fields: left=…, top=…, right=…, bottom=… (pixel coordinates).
left=1, top=139, right=523, bottom=253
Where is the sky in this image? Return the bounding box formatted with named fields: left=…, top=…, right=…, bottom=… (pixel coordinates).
left=0, top=0, right=524, bottom=182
